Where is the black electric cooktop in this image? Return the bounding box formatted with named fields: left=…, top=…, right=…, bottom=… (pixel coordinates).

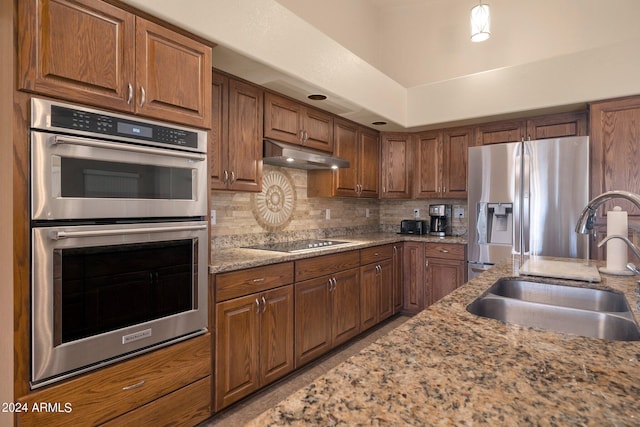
left=246, top=239, right=350, bottom=253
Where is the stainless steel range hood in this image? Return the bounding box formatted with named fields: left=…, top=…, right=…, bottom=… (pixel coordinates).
left=263, top=139, right=350, bottom=170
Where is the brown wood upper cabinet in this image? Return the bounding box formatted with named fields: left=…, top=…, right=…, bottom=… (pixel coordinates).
left=211, top=71, right=263, bottom=192
left=381, top=133, right=413, bottom=199
left=264, top=92, right=334, bottom=152
left=414, top=127, right=472, bottom=199
left=308, top=119, right=380, bottom=198
left=475, top=112, right=587, bottom=145
left=19, top=0, right=212, bottom=129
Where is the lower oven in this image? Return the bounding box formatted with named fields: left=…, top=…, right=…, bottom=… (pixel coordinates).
left=31, top=220, right=208, bottom=388
left=29, top=98, right=210, bottom=388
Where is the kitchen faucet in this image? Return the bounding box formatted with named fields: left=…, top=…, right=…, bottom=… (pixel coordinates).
left=575, top=190, right=640, bottom=273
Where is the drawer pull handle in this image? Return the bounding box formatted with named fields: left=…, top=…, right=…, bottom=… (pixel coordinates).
left=252, top=278, right=265, bottom=283
left=440, top=249, right=449, bottom=253
left=122, top=380, right=145, bottom=391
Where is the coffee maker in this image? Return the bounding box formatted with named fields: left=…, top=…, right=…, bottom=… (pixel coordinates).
left=429, top=204, right=452, bottom=236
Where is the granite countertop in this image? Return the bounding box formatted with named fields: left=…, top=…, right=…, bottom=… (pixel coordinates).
left=210, top=232, right=467, bottom=274
left=247, top=256, right=640, bottom=426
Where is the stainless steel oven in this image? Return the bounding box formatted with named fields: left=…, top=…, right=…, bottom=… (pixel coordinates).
left=29, top=98, right=209, bottom=388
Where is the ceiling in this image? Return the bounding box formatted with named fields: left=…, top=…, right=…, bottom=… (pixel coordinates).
left=124, top=0, right=640, bottom=131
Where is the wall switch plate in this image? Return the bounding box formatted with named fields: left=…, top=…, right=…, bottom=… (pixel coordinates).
left=325, top=209, right=331, bottom=220
left=454, top=207, right=465, bottom=218
left=414, top=208, right=420, bottom=218
left=210, top=209, right=216, bottom=225
left=365, top=208, right=370, bottom=218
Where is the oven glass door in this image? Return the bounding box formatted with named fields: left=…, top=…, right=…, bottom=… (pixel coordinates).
left=31, top=221, right=208, bottom=387
left=31, top=131, right=207, bottom=220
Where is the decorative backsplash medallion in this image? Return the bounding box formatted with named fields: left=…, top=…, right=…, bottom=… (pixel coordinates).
left=251, top=169, right=296, bottom=231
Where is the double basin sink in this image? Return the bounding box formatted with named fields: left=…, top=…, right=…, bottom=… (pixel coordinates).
left=467, top=278, right=640, bottom=341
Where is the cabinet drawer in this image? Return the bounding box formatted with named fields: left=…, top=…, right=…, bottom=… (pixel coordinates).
left=295, top=250, right=360, bottom=282
left=100, top=376, right=211, bottom=426
left=216, top=262, right=294, bottom=302
left=17, top=334, right=210, bottom=427
left=425, top=243, right=466, bottom=260
left=360, top=244, right=393, bottom=265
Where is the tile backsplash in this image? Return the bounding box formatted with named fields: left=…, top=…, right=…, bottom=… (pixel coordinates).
left=210, top=165, right=468, bottom=248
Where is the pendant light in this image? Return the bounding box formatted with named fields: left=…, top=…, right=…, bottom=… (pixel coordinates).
left=470, top=1, right=490, bottom=42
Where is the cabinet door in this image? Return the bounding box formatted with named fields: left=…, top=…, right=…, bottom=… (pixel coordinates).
left=414, top=130, right=442, bottom=199
left=526, top=112, right=587, bottom=140
left=590, top=96, right=640, bottom=217
left=333, top=119, right=360, bottom=197
left=227, top=79, right=263, bottom=192
left=442, top=127, right=472, bottom=198
left=295, top=276, right=332, bottom=367
left=427, top=258, right=465, bottom=305
left=215, top=295, right=260, bottom=410
left=135, top=18, right=211, bottom=128
left=359, top=263, right=379, bottom=332
left=210, top=71, right=228, bottom=190
left=260, top=286, right=294, bottom=386
left=475, top=119, right=525, bottom=145
left=381, top=133, right=412, bottom=199
left=332, top=268, right=361, bottom=346
left=19, top=0, right=135, bottom=111
left=402, top=242, right=425, bottom=314
left=303, top=107, right=334, bottom=152
left=392, top=244, right=403, bottom=313
left=378, top=259, right=394, bottom=322
left=264, top=92, right=304, bottom=145
left=358, top=128, right=380, bottom=198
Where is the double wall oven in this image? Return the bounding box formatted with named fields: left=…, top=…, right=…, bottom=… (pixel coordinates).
left=30, top=98, right=209, bottom=388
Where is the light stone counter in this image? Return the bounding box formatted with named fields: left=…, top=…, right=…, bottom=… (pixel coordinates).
left=209, top=232, right=467, bottom=274
left=247, top=256, right=640, bottom=426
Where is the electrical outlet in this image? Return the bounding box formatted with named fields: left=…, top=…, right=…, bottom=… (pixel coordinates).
left=365, top=208, right=370, bottom=218
left=414, top=208, right=420, bottom=218
left=325, top=209, right=331, bottom=220
left=210, top=209, right=216, bottom=225
left=454, top=207, right=465, bottom=218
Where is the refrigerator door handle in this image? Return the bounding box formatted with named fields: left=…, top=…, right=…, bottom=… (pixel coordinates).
left=514, top=142, right=522, bottom=255
left=522, top=142, right=531, bottom=255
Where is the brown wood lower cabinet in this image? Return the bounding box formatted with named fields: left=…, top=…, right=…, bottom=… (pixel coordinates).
left=16, top=334, right=211, bottom=426
left=425, top=243, right=467, bottom=305
left=403, top=242, right=467, bottom=314
left=294, top=250, right=361, bottom=367
left=360, top=245, right=394, bottom=331
left=214, top=263, right=294, bottom=411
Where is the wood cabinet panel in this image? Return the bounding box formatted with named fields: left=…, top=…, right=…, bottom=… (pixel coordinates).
left=393, top=244, right=403, bottom=313
left=359, top=127, right=380, bottom=198
left=526, top=112, right=587, bottom=140
left=19, top=0, right=212, bottom=128
left=590, top=96, right=640, bottom=217
left=100, top=376, right=211, bottom=427
left=332, top=119, right=359, bottom=196
left=377, top=259, right=394, bottom=322
left=425, top=243, right=466, bottom=261
left=211, top=71, right=263, bottom=192
left=17, top=334, right=210, bottom=426
left=215, top=295, right=260, bottom=409
left=359, top=263, right=379, bottom=331
left=402, top=242, right=425, bottom=314
left=215, top=285, right=293, bottom=410
left=263, top=92, right=333, bottom=151
left=475, top=120, right=525, bottom=145
left=215, top=262, right=294, bottom=302
left=381, top=133, right=412, bottom=199
left=442, top=127, right=472, bottom=198
left=18, top=0, right=135, bottom=111
left=294, top=276, right=332, bottom=367
left=295, top=251, right=360, bottom=282
left=360, top=244, right=393, bottom=265
left=427, top=258, right=465, bottom=305
left=331, top=268, right=361, bottom=346
left=414, top=130, right=442, bottom=199
left=134, top=17, right=211, bottom=128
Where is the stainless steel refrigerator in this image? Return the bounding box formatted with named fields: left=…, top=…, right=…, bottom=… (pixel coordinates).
left=467, top=136, right=590, bottom=280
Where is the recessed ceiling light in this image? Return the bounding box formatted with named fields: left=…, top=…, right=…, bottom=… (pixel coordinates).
left=371, top=121, right=387, bottom=126
left=307, top=94, right=327, bottom=101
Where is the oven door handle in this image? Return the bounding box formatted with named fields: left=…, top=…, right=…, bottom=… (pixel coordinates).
left=50, top=224, right=207, bottom=240
left=52, top=135, right=206, bottom=161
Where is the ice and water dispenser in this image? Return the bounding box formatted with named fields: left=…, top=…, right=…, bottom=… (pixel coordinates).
left=477, top=203, right=513, bottom=245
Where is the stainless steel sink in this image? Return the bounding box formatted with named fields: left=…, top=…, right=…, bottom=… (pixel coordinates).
left=488, top=278, right=629, bottom=312
left=467, top=278, right=640, bottom=341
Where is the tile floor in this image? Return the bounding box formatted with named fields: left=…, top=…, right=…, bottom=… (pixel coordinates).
left=200, top=314, right=411, bottom=426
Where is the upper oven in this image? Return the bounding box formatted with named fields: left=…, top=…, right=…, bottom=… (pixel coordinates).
left=30, top=98, right=208, bottom=221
